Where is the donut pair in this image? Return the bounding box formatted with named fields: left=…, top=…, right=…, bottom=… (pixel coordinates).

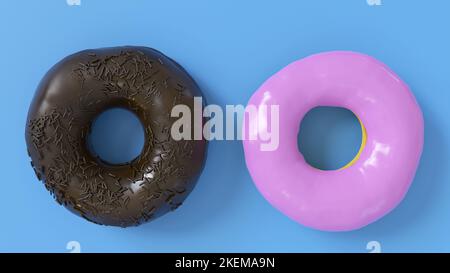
left=26, top=47, right=423, bottom=231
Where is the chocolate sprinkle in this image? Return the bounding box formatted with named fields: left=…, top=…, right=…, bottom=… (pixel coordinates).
left=25, top=46, right=208, bottom=227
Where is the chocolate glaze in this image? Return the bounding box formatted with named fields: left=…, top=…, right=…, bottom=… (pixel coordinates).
left=25, top=46, right=207, bottom=227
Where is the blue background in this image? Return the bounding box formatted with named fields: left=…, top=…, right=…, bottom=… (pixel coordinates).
left=1, top=0, right=449, bottom=253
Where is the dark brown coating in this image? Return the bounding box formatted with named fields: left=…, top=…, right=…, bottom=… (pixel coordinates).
left=25, top=46, right=207, bottom=227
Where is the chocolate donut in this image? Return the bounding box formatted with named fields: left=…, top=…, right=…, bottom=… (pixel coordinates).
left=25, top=46, right=207, bottom=227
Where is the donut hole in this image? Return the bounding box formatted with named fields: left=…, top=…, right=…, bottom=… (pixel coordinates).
left=87, top=108, right=145, bottom=165
left=297, top=106, right=363, bottom=171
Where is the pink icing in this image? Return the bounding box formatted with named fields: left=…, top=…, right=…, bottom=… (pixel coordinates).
left=243, top=51, right=424, bottom=231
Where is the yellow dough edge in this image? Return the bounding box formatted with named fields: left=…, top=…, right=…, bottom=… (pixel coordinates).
left=341, top=116, right=367, bottom=170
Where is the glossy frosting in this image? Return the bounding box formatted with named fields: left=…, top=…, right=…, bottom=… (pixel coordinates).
left=243, top=51, right=424, bottom=231
left=26, top=46, right=207, bottom=227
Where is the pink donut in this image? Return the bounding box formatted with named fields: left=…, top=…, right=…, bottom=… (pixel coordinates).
left=243, top=51, right=424, bottom=231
